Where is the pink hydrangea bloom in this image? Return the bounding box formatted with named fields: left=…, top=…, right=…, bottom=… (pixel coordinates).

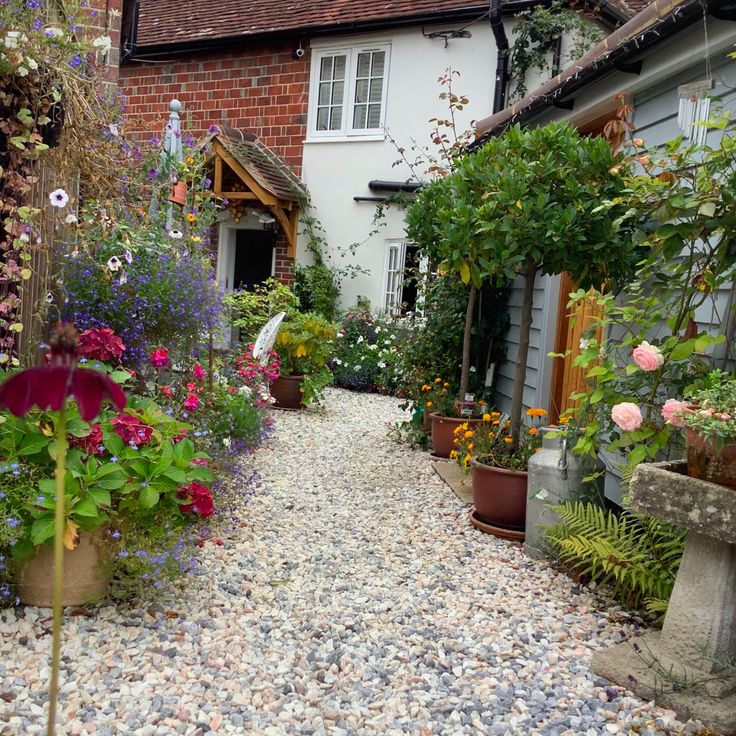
left=632, top=341, right=664, bottom=372
left=661, top=399, right=688, bottom=427
left=611, top=402, right=643, bottom=432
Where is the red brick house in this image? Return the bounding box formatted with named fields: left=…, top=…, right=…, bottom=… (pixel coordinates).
left=118, top=0, right=633, bottom=317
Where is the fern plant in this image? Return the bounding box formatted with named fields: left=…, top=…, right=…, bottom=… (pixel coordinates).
left=545, top=501, right=685, bottom=614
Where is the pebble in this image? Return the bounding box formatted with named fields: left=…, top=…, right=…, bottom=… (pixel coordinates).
left=0, top=389, right=705, bottom=734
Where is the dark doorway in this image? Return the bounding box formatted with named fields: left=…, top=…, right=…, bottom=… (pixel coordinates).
left=233, top=229, right=274, bottom=290
left=400, top=244, right=422, bottom=314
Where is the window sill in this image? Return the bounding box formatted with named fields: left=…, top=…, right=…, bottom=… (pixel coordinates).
left=305, top=133, right=386, bottom=144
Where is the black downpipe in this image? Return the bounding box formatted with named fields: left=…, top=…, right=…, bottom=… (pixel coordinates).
left=490, top=0, right=510, bottom=114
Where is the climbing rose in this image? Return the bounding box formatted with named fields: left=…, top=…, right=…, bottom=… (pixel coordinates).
left=662, top=399, right=688, bottom=427
left=632, top=341, right=664, bottom=372
left=78, top=328, right=125, bottom=362
left=149, top=347, right=170, bottom=369
left=177, top=482, right=214, bottom=518
left=611, top=402, right=643, bottom=432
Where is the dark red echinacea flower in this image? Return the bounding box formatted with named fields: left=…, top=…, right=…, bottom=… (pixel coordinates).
left=0, top=323, right=126, bottom=421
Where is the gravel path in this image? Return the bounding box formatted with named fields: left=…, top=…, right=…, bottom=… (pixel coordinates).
left=0, top=388, right=702, bottom=735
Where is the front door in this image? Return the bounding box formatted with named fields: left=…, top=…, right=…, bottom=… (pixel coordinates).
left=233, top=229, right=275, bottom=291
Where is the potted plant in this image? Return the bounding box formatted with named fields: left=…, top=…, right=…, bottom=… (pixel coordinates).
left=272, top=311, right=337, bottom=408
left=421, top=378, right=489, bottom=458
left=453, top=409, right=545, bottom=534
left=661, top=371, right=736, bottom=489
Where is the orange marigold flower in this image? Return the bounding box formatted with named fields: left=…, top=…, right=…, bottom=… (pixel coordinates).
left=443, top=382, right=450, bottom=388
left=186, top=213, right=196, bottom=223
left=503, top=437, right=513, bottom=444
left=454, top=425, right=464, bottom=434
left=491, top=411, right=501, bottom=418
left=422, top=384, right=431, bottom=392
left=528, top=427, right=538, bottom=436
left=425, top=401, right=433, bottom=408
left=558, top=416, right=570, bottom=425
left=492, top=420, right=500, bottom=426
left=482, top=413, right=491, bottom=422
left=464, top=430, right=474, bottom=439
left=434, top=377, right=442, bottom=384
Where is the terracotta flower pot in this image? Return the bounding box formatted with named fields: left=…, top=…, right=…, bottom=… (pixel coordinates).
left=18, top=532, right=110, bottom=608
left=430, top=414, right=480, bottom=458
left=471, top=457, right=528, bottom=530
left=685, top=428, right=736, bottom=490
left=271, top=375, right=305, bottom=409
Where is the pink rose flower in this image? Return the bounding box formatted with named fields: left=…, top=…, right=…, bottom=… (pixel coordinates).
left=192, top=364, right=206, bottom=381
left=632, top=341, right=664, bottom=372
left=611, top=402, right=643, bottom=432
left=661, top=399, right=688, bottom=427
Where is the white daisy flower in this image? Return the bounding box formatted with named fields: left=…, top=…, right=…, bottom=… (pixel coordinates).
left=49, top=188, right=69, bottom=208
left=107, top=256, right=121, bottom=272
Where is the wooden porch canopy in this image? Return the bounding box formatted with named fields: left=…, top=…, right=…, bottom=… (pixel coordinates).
left=207, top=127, right=307, bottom=257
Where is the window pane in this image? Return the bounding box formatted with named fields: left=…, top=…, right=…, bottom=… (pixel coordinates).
left=354, top=79, right=368, bottom=104
left=369, top=78, right=382, bottom=102
left=356, top=52, right=371, bottom=78
left=371, top=51, right=385, bottom=77
left=316, top=107, right=329, bottom=131
left=353, top=104, right=366, bottom=129
left=329, top=106, right=342, bottom=130
left=331, top=80, right=344, bottom=105
left=319, top=56, right=333, bottom=81
left=333, top=55, right=347, bottom=79
left=366, top=104, right=381, bottom=128
left=318, top=82, right=331, bottom=105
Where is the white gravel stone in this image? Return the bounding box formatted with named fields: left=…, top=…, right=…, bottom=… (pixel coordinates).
left=0, top=388, right=706, bottom=735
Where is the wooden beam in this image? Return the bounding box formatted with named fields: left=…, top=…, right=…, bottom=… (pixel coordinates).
left=218, top=191, right=259, bottom=199
left=214, top=154, right=223, bottom=193
left=215, top=146, right=278, bottom=206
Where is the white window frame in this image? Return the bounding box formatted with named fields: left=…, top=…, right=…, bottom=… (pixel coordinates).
left=383, top=240, right=428, bottom=317
left=308, top=43, right=391, bottom=140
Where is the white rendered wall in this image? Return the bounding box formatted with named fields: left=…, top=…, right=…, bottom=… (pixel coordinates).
left=300, top=23, right=496, bottom=311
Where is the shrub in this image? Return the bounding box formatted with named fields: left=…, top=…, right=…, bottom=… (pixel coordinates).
left=63, top=248, right=220, bottom=365
left=223, top=278, right=299, bottom=343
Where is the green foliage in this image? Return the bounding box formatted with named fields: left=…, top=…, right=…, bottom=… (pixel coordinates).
left=331, top=308, right=408, bottom=393
left=682, top=370, right=736, bottom=448
left=223, top=278, right=299, bottom=342
left=509, top=0, right=603, bottom=102
left=546, top=501, right=685, bottom=613
left=293, top=217, right=341, bottom=321
left=275, top=311, right=338, bottom=377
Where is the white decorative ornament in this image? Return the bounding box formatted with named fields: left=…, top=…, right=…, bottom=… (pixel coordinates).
left=253, top=312, right=286, bottom=365
left=677, top=80, right=714, bottom=147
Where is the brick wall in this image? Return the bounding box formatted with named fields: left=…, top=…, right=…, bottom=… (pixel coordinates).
left=119, top=41, right=309, bottom=174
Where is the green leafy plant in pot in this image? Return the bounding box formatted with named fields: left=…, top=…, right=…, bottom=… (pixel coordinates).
left=272, top=312, right=338, bottom=408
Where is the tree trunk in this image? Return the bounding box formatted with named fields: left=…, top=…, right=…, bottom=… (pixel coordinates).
left=510, top=258, right=538, bottom=446
left=458, top=282, right=477, bottom=404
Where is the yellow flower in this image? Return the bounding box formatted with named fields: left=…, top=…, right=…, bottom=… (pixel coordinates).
left=492, top=420, right=500, bottom=426
left=467, top=443, right=474, bottom=451
left=434, top=377, right=442, bottom=384
left=186, top=213, right=196, bottom=223
left=558, top=416, right=570, bottom=425
left=425, top=401, right=433, bottom=408
left=454, top=425, right=464, bottom=434
left=526, top=408, right=548, bottom=418
left=191, top=235, right=202, bottom=243
left=463, top=455, right=471, bottom=467
left=443, top=382, right=450, bottom=388
left=422, top=384, right=431, bottom=392
left=186, top=156, right=195, bottom=165
left=482, top=413, right=491, bottom=422
left=449, top=450, right=459, bottom=460
left=464, top=430, right=474, bottom=439
left=491, top=411, right=501, bottom=419
left=503, top=437, right=513, bottom=444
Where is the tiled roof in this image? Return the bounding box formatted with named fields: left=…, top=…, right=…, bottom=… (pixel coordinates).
left=133, top=0, right=646, bottom=49
left=214, top=127, right=307, bottom=202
